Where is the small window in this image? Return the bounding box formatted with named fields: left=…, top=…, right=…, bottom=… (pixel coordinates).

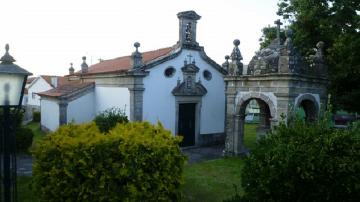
left=32, top=92, right=36, bottom=99
left=164, top=66, right=176, bottom=78
left=203, top=70, right=212, bottom=81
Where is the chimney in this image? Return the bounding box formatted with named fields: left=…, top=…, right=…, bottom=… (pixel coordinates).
left=69, top=62, right=74, bottom=75
left=81, top=56, right=88, bottom=73
left=131, top=42, right=142, bottom=68
left=51, top=76, right=58, bottom=88
left=177, top=10, right=201, bottom=47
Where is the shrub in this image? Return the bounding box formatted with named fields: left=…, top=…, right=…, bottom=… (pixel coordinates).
left=32, top=122, right=186, bottom=202
left=240, top=118, right=360, bottom=202
left=94, top=107, right=128, bottom=132
left=32, top=111, right=41, bottom=122
left=0, top=109, right=29, bottom=152
left=15, top=127, right=34, bottom=153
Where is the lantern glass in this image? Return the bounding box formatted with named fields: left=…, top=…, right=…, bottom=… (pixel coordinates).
left=0, top=73, right=25, bottom=106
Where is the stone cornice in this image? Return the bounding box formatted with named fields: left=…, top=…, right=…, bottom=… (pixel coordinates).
left=224, top=73, right=329, bottom=84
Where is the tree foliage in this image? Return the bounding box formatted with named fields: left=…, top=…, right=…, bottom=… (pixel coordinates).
left=260, top=0, right=360, bottom=112
left=259, top=26, right=286, bottom=49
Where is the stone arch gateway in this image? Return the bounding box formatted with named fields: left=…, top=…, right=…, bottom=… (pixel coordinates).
left=222, top=29, right=329, bottom=156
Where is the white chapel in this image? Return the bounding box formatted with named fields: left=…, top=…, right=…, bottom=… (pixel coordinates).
left=38, top=11, right=227, bottom=146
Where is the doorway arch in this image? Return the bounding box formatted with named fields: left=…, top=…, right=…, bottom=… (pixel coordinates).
left=232, top=93, right=276, bottom=154
left=295, top=94, right=319, bottom=122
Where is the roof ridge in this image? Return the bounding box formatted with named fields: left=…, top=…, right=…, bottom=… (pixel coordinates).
left=103, top=46, right=173, bottom=62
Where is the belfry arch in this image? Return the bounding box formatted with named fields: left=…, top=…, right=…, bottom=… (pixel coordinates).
left=222, top=26, right=329, bottom=156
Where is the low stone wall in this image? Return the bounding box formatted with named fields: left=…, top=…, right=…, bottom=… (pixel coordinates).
left=198, top=132, right=225, bottom=146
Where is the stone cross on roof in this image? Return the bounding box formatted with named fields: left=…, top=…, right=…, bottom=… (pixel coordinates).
left=186, top=54, right=193, bottom=64
left=274, top=19, right=283, bottom=46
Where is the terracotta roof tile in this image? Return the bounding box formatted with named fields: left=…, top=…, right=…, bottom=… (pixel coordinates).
left=41, top=75, right=79, bottom=87
left=80, top=47, right=173, bottom=75
left=37, top=82, right=94, bottom=98
left=26, top=77, right=36, bottom=84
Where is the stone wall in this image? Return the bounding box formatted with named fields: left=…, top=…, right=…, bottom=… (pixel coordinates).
left=224, top=73, right=328, bottom=156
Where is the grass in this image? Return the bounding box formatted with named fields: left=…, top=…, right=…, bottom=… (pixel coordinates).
left=181, top=123, right=258, bottom=201
left=244, top=123, right=258, bottom=151
left=181, top=157, right=244, bottom=202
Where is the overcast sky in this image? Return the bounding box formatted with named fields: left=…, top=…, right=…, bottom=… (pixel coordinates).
left=1, top=0, right=280, bottom=76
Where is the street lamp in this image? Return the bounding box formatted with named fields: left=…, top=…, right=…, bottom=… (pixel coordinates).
left=0, top=44, right=32, bottom=202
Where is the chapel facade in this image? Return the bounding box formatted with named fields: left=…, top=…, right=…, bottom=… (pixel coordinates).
left=39, top=11, right=227, bottom=147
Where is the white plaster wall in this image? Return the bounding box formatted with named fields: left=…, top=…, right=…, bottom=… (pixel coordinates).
left=28, top=77, right=53, bottom=106
left=67, top=91, right=95, bottom=124
left=41, top=99, right=59, bottom=131
left=95, top=86, right=130, bottom=118
left=22, top=94, right=28, bottom=106
left=143, top=49, right=225, bottom=135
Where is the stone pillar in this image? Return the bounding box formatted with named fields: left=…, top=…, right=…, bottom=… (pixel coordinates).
left=234, top=114, right=247, bottom=155
left=224, top=91, right=236, bottom=156
left=59, top=101, right=68, bottom=126
left=129, top=87, right=144, bottom=121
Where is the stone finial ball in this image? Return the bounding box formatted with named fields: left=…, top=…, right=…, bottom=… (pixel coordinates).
left=225, top=55, right=230, bottom=60
left=233, top=39, right=240, bottom=46
left=134, top=42, right=140, bottom=48
left=316, top=41, right=324, bottom=49
left=82, top=56, right=86, bottom=60
left=285, top=29, right=293, bottom=37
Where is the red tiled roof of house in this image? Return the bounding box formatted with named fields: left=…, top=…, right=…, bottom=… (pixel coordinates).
left=80, top=47, right=173, bottom=75
left=41, top=75, right=78, bottom=87
left=26, top=77, right=36, bottom=84
left=37, top=82, right=94, bottom=98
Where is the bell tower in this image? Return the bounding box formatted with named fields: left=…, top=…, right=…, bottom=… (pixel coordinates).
left=177, top=10, right=201, bottom=47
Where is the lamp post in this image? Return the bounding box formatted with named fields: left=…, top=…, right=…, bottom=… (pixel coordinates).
left=0, top=44, right=32, bottom=202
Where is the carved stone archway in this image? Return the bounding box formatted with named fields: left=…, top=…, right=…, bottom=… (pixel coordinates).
left=223, top=32, right=329, bottom=156
left=295, top=93, right=320, bottom=121
left=226, top=93, right=277, bottom=155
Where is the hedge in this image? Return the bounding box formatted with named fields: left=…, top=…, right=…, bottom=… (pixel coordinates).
left=239, top=119, right=360, bottom=202
left=15, top=127, right=34, bottom=153
left=32, top=122, right=186, bottom=202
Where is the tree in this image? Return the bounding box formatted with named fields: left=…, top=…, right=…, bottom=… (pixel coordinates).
left=260, top=0, right=360, bottom=113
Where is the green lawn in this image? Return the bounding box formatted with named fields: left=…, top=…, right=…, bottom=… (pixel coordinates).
left=181, top=157, right=244, bottom=202
left=181, top=123, right=258, bottom=201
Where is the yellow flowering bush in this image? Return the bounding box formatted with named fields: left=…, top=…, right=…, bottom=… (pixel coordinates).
left=32, top=122, right=186, bottom=202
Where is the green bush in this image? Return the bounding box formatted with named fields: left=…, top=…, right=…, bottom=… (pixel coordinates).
left=33, top=111, right=41, bottom=122
left=94, top=107, right=128, bottom=132
left=32, top=122, right=186, bottom=202
left=239, top=119, right=360, bottom=202
left=15, top=127, right=34, bottom=153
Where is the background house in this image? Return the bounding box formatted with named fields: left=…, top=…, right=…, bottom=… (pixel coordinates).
left=23, top=75, right=71, bottom=121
